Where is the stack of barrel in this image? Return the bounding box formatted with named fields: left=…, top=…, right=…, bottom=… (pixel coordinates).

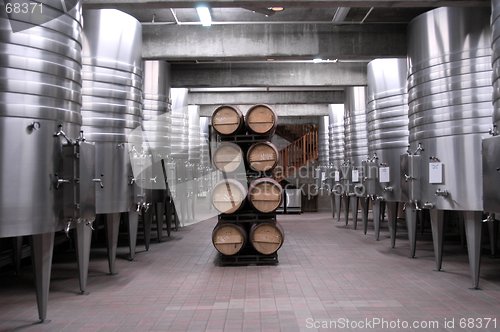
left=210, top=105, right=285, bottom=264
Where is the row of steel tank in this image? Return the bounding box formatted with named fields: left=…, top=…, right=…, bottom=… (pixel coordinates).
left=0, top=7, right=209, bottom=321
left=329, top=5, right=497, bottom=289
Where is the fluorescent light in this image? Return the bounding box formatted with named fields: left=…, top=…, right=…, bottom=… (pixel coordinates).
left=313, top=58, right=323, bottom=63
left=332, top=7, right=350, bottom=23
left=196, top=6, right=212, bottom=27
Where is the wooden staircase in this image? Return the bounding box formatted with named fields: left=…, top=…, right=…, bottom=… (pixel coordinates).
left=274, top=127, right=319, bottom=182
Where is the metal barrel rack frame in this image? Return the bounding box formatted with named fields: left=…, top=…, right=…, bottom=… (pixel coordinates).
left=210, top=105, right=284, bottom=266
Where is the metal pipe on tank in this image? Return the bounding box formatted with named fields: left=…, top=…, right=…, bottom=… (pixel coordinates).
left=81, top=9, right=143, bottom=273
left=366, top=58, right=409, bottom=244
left=406, top=7, right=492, bottom=289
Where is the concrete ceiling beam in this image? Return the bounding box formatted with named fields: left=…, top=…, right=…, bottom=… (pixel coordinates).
left=188, top=90, right=344, bottom=105
left=143, top=23, right=406, bottom=60
left=171, top=62, right=368, bottom=87
left=198, top=103, right=331, bottom=116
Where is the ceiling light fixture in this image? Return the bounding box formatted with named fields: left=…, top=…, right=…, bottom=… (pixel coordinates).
left=332, top=7, right=350, bottom=23
left=269, top=6, right=284, bottom=12
left=196, top=6, right=212, bottom=26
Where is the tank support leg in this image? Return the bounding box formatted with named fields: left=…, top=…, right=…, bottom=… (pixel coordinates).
left=373, top=200, right=381, bottom=241
left=430, top=209, right=444, bottom=271
left=155, top=202, right=164, bottom=242
left=331, top=193, right=336, bottom=220
left=127, top=211, right=138, bottom=261
left=335, top=195, right=342, bottom=222
left=459, top=213, right=466, bottom=248
left=387, top=202, right=398, bottom=248
left=31, top=232, right=54, bottom=322
left=487, top=218, right=498, bottom=257
left=143, top=207, right=152, bottom=251
left=363, top=199, right=369, bottom=235
left=343, top=195, right=350, bottom=226
left=406, top=207, right=417, bottom=258
left=105, top=213, right=120, bottom=275
left=464, top=211, right=483, bottom=289
left=165, top=198, right=172, bottom=237
left=360, top=197, right=369, bottom=234
left=13, top=236, right=23, bottom=275
left=351, top=196, right=359, bottom=230
left=75, top=222, right=92, bottom=293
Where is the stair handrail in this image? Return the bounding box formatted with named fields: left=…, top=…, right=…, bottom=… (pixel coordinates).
left=275, top=128, right=318, bottom=181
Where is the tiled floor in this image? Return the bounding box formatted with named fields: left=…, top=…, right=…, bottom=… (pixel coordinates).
left=1, top=212, right=500, bottom=332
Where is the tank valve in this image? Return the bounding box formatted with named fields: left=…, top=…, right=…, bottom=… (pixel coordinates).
left=27, top=121, right=41, bottom=132
left=404, top=174, right=415, bottom=182
left=129, top=176, right=136, bottom=185
left=483, top=213, right=496, bottom=223
left=92, top=175, right=104, bottom=188
left=423, top=202, right=435, bottom=209
left=150, top=177, right=157, bottom=183
left=76, top=131, right=86, bottom=142
left=435, top=189, right=449, bottom=197
left=64, top=221, right=72, bottom=237
left=332, top=184, right=343, bottom=195
left=53, top=125, right=74, bottom=145
left=54, top=174, right=70, bottom=189
left=354, top=185, right=365, bottom=196
left=369, top=153, right=379, bottom=162
left=413, top=200, right=422, bottom=211
left=383, top=186, right=393, bottom=192
left=413, top=143, right=424, bottom=155
left=489, top=125, right=498, bottom=136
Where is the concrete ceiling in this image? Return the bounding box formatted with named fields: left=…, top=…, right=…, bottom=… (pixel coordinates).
left=82, top=1, right=488, bottom=25
left=82, top=0, right=491, bottom=113
left=83, top=1, right=488, bottom=9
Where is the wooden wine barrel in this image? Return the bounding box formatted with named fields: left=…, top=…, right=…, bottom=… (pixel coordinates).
left=213, top=142, right=244, bottom=173
left=212, top=223, right=247, bottom=255
left=212, top=179, right=247, bottom=214
left=246, top=141, right=279, bottom=172
left=250, top=222, right=285, bottom=255
left=212, top=105, right=244, bottom=136
left=248, top=178, right=283, bottom=213
left=246, top=104, right=278, bottom=135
